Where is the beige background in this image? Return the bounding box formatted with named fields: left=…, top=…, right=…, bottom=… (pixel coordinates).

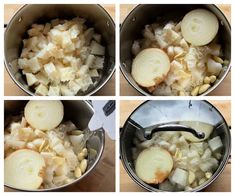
left=120, top=4, right=231, bottom=96
left=120, top=100, right=231, bottom=192
left=4, top=4, right=115, bottom=96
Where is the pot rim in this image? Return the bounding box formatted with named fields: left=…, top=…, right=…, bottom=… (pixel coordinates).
left=120, top=100, right=231, bottom=192
left=4, top=100, right=106, bottom=191
left=120, top=4, right=231, bottom=96
left=4, top=4, right=115, bottom=96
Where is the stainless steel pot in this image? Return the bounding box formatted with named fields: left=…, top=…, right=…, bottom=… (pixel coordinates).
left=5, top=4, right=115, bottom=96
left=120, top=100, right=231, bottom=192
left=120, top=4, right=231, bottom=96
left=4, top=100, right=105, bottom=191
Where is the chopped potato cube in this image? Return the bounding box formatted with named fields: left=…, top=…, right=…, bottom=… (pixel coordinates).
left=91, top=56, right=104, bottom=69
left=68, top=80, right=81, bottom=95
left=69, top=24, right=80, bottom=39
left=75, top=75, right=93, bottom=92
left=163, top=29, right=181, bottom=44
left=78, top=65, right=89, bottom=76
left=35, top=72, right=50, bottom=86
left=48, top=86, right=61, bottom=96
left=26, top=73, right=38, bottom=86
left=35, top=84, right=48, bottom=96
left=90, top=40, right=105, bottom=56
left=44, top=62, right=58, bottom=80
left=28, top=58, right=41, bottom=73
left=85, top=54, right=96, bottom=67
left=84, top=28, right=95, bottom=44
left=60, top=85, right=76, bottom=96
left=89, top=69, right=99, bottom=77
left=59, top=67, right=75, bottom=82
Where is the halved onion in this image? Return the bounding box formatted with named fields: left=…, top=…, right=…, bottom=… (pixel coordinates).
left=135, top=146, right=173, bottom=184
left=131, top=48, right=170, bottom=88
left=24, top=100, right=64, bottom=130
left=181, top=9, right=219, bottom=46
left=4, top=149, right=45, bottom=190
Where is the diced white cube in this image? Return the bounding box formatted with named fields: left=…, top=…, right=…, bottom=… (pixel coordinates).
left=91, top=56, right=104, bottom=69
left=75, top=75, right=93, bottom=92
left=37, top=43, right=56, bottom=60
left=69, top=24, right=80, bottom=39
left=62, top=56, right=74, bottom=66
left=156, top=34, right=168, bottom=49
left=35, top=84, right=48, bottom=96
left=75, top=38, right=85, bottom=50
left=84, top=28, right=94, bottom=44
left=60, top=85, right=76, bottom=96
left=44, top=62, right=57, bottom=79
left=78, top=65, right=89, bottom=76
left=58, top=67, right=75, bottom=82
left=62, top=32, right=74, bottom=50
left=35, top=72, right=50, bottom=85
left=28, top=57, right=41, bottom=73
left=18, top=58, right=29, bottom=69
left=90, top=40, right=105, bottom=56
left=25, top=73, right=38, bottom=86
left=49, top=28, right=63, bottom=42
left=70, top=58, right=82, bottom=70
left=68, top=80, right=81, bottom=95
left=79, top=46, right=90, bottom=61
left=89, top=69, right=99, bottom=77
left=169, top=168, right=188, bottom=187
left=163, top=29, right=181, bottom=44
left=48, top=86, right=61, bottom=96
left=27, top=37, right=38, bottom=50
left=20, top=48, right=30, bottom=58
left=85, top=54, right=96, bottom=67
left=208, top=136, right=223, bottom=152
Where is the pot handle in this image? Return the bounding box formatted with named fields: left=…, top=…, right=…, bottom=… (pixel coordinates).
left=143, top=123, right=205, bottom=140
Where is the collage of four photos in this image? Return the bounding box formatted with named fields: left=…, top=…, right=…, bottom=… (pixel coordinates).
left=3, top=2, right=232, bottom=193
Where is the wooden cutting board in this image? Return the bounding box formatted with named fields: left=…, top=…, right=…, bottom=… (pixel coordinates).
left=120, top=4, right=231, bottom=96
left=120, top=100, right=231, bottom=192
left=4, top=4, right=115, bottom=96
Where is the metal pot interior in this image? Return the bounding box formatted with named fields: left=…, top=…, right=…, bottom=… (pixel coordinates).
left=5, top=4, right=115, bottom=95
left=120, top=4, right=231, bottom=96
left=4, top=100, right=105, bottom=191
left=120, top=100, right=230, bottom=191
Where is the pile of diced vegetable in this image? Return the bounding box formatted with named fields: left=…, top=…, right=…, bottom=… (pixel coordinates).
left=15, top=17, right=105, bottom=96
left=131, top=9, right=229, bottom=96
left=4, top=101, right=96, bottom=190
left=132, top=121, right=223, bottom=191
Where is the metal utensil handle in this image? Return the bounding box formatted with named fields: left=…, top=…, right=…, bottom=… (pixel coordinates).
left=144, top=123, right=205, bottom=140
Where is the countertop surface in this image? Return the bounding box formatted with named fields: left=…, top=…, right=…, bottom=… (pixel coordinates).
left=120, top=100, right=231, bottom=192
left=120, top=4, right=231, bottom=96
left=4, top=4, right=115, bottom=96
